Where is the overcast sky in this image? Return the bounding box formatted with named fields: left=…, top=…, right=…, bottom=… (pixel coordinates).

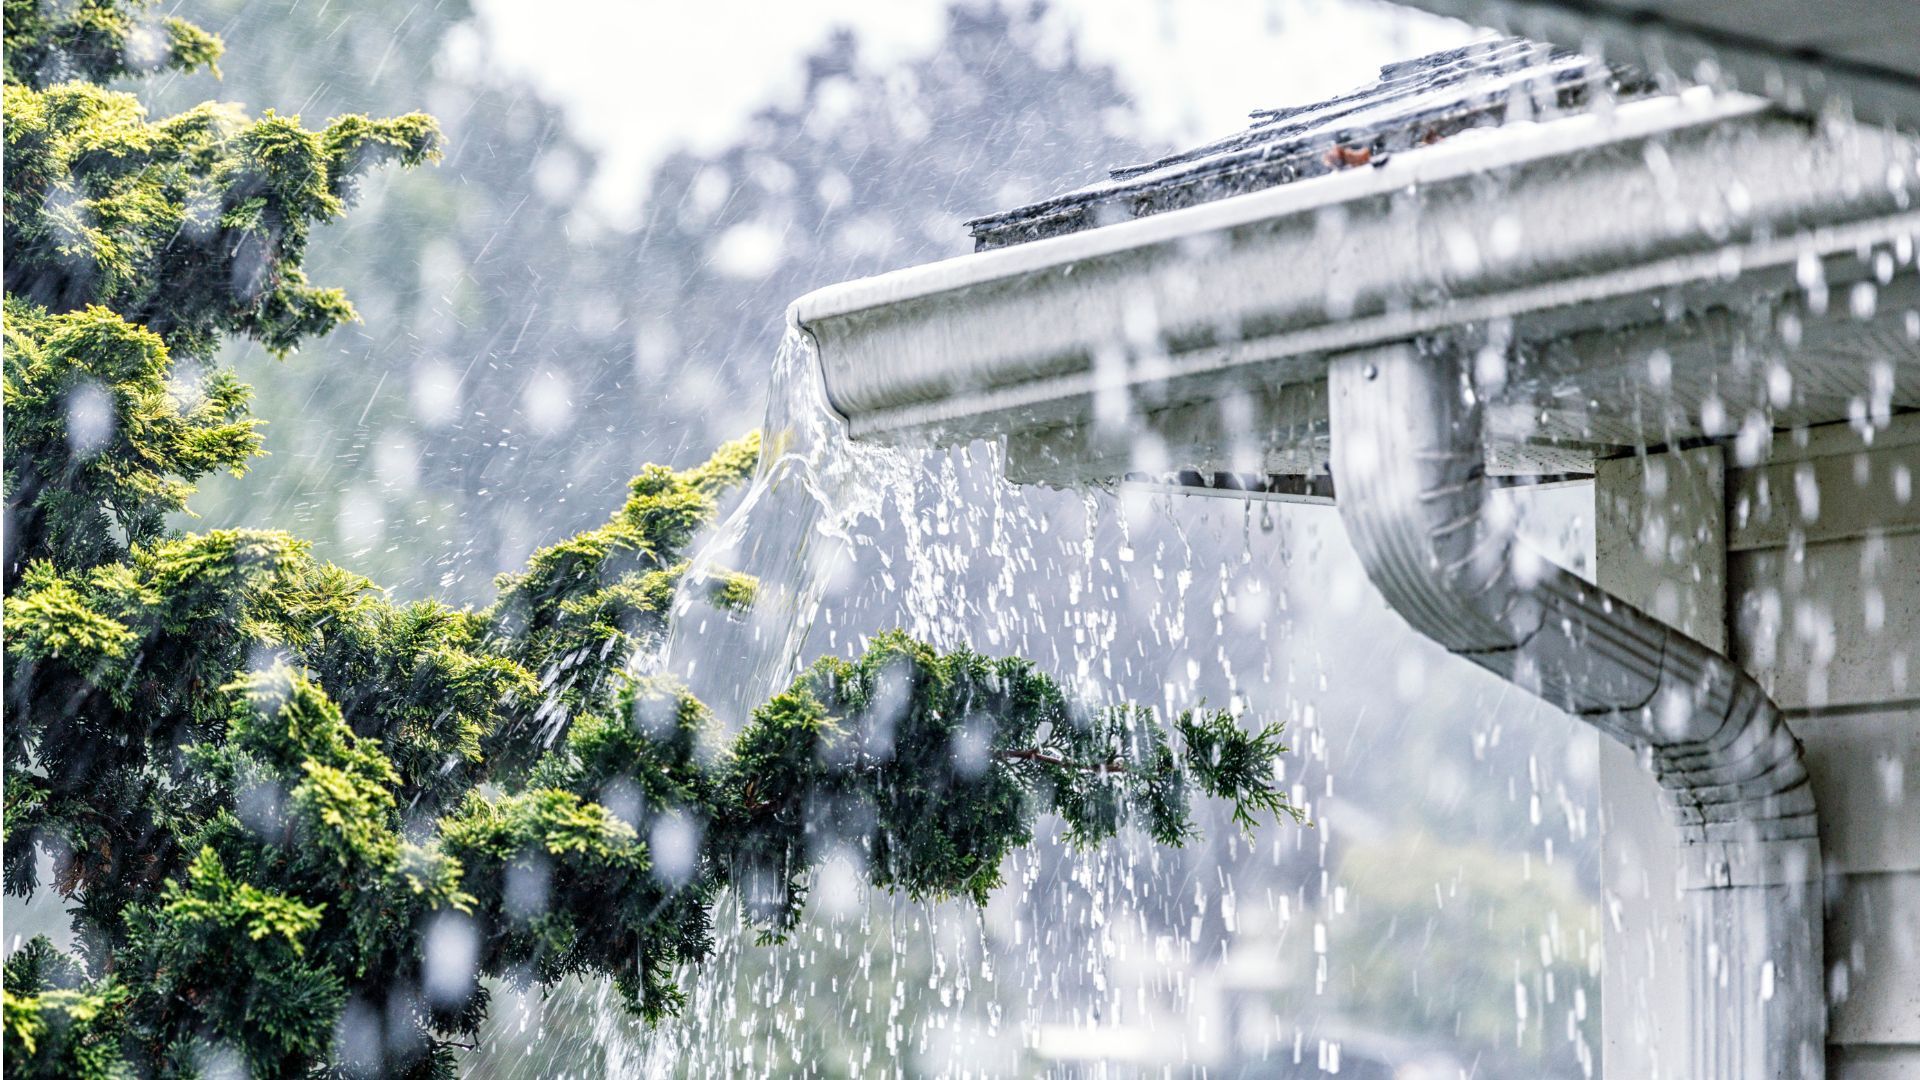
left=473, top=0, right=1476, bottom=217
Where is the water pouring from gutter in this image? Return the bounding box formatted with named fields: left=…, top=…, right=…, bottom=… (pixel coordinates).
left=659, top=321, right=903, bottom=728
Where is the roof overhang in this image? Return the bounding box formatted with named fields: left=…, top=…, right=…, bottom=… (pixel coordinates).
left=793, top=93, right=1920, bottom=485
left=1387, top=0, right=1920, bottom=132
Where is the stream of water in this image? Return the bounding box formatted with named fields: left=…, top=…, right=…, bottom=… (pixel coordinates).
left=656, top=322, right=901, bottom=729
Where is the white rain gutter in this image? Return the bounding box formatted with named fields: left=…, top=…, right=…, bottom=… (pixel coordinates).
left=793, top=93, right=1920, bottom=466
left=1327, top=342, right=1824, bottom=1078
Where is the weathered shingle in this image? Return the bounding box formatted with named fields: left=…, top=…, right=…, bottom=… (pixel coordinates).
left=966, top=37, right=1656, bottom=251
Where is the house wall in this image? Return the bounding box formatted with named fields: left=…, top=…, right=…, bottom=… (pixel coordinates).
left=1596, top=416, right=1920, bottom=1079
left=1728, top=416, right=1920, bottom=1079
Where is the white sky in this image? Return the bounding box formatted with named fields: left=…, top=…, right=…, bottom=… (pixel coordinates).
left=473, top=0, right=1478, bottom=217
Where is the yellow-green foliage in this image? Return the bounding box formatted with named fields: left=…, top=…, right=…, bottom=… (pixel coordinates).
left=156, top=847, right=327, bottom=956
left=234, top=670, right=404, bottom=874
left=2, top=78, right=437, bottom=357
left=1, top=984, right=131, bottom=1079
left=2, top=937, right=129, bottom=1078
left=3, top=562, right=137, bottom=659
left=2, top=301, right=259, bottom=574
left=3, top=0, right=222, bottom=88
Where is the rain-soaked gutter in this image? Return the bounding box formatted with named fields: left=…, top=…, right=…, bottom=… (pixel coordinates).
left=791, top=94, right=1919, bottom=460
left=788, top=83, right=1920, bottom=1079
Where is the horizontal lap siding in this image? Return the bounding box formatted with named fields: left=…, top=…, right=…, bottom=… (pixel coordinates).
left=1727, top=415, right=1920, bottom=1073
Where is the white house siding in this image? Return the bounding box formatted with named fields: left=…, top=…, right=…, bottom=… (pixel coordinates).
left=1594, top=417, right=1920, bottom=1079
left=1729, top=415, right=1920, bottom=1078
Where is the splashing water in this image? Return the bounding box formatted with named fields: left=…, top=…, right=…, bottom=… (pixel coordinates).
left=658, top=321, right=904, bottom=728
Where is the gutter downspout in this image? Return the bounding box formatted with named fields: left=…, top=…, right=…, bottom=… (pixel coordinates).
left=1327, top=341, right=1825, bottom=1079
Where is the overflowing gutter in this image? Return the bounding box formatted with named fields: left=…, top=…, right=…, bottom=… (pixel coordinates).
left=794, top=91, right=1920, bottom=484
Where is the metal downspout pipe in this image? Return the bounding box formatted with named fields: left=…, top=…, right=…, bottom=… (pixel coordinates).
left=1327, top=341, right=1825, bottom=1078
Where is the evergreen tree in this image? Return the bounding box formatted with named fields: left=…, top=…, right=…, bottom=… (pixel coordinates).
left=1, top=4, right=1296, bottom=1075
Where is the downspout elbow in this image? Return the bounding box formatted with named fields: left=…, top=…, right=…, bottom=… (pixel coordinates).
left=1328, top=342, right=1825, bottom=1079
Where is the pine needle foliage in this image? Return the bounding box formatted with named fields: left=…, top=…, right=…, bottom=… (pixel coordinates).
left=1, top=4, right=1300, bottom=1075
